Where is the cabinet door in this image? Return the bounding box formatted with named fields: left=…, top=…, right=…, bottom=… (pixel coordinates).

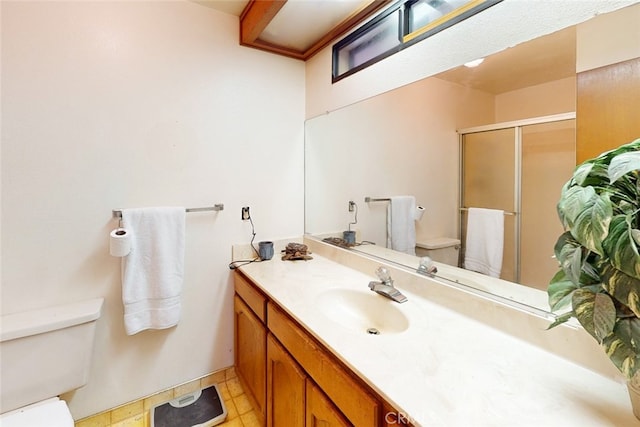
left=306, top=380, right=351, bottom=427
left=234, top=295, right=266, bottom=419
left=266, top=334, right=306, bottom=427
left=268, top=303, right=380, bottom=426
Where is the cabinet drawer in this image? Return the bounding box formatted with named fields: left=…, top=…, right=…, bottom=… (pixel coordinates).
left=267, top=303, right=379, bottom=426
left=234, top=271, right=267, bottom=323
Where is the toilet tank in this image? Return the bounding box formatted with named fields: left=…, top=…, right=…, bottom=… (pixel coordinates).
left=415, top=237, right=461, bottom=266
left=0, top=298, right=104, bottom=414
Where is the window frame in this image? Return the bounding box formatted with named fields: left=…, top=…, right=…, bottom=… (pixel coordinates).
left=332, top=2, right=404, bottom=83
left=403, top=0, right=496, bottom=44
left=332, top=0, right=503, bottom=83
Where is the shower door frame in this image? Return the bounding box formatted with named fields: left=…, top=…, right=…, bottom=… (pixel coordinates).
left=458, top=112, right=576, bottom=283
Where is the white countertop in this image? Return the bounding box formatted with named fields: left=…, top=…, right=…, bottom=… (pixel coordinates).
left=239, top=253, right=637, bottom=426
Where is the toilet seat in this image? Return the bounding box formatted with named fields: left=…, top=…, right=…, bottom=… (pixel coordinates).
left=0, top=398, right=74, bottom=427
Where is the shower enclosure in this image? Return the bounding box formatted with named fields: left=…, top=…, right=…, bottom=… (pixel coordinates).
left=459, top=113, right=576, bottom=290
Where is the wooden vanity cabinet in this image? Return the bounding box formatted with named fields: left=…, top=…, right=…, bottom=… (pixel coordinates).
left=266, top=333, right=306, bottom=427
left=306, top=381, right=351, bottom=426
left=234, top=271, right=411, bottom=427
left=266, top=330, right=349, bottom=427
left=234, top=273, right=268, bottom=424
left=267, top=302, right=379, bottom=426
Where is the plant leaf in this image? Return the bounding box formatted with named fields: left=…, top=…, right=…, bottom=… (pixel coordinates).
left=548, top=269, right=577, bottom=311
left=600, top=262, right=640, bottom=317
left=581, top=258, right=601, bottom=283
left=607, top=174, right=639, bottom=208
left=571, top=192, right=612, bottom=255
left=557, top=185, right=596, bottom=230
left=602, top=215, right=640, bottom=281
left=602, top=327, right=640, bottom=379
left=572, top=162, right=595, bottom=186
left=609, top=150, right=640, bottom=184
left=554, top=232, right=584, bottom=285
left=573, top=289, right=616, bottom=342
left=546, top=311, right=574, bottom=330
left=615, top=316, right=640, bottom=353
left=575, top=161, right=610, bottom=188
left=593, top=293, right=617, bottom=340
left=598, top=138, right=640, bottom=164
left=553, top=232, right=601, bottom=286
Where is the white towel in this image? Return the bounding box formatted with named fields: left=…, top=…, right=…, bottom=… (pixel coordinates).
left=121, top=207, right=186, bottom=335
left=387, top=196, right=416, bottom=255
left=464, top=207, right=504, bottom=278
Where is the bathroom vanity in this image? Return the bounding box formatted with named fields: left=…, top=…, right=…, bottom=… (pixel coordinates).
left=233, top=240, right=637, bottom=426
left=234, top=271, right=395, bottom=426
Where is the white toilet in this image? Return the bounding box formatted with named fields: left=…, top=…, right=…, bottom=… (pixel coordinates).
left=0, top=298, right=104, bottom=426
left=415, top=237, right=461, bottom=266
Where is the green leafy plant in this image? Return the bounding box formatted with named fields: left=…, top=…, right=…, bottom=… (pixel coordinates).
left=548, top=138, right=640, bottom=380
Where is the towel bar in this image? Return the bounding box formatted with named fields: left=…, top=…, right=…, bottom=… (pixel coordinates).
left=364, top=197, right=391, bottom=203
left=112, top=204, right=224, bottom=220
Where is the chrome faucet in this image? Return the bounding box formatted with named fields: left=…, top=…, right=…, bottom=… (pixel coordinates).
left=368, top=267, right=407, bottom=303
left=416, top=256, right=438, bottom=277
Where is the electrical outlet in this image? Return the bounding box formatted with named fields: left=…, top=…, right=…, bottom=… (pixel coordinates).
left=348, top=201, right=355, bottom=212
left=241, top=206, right=251, bottom=220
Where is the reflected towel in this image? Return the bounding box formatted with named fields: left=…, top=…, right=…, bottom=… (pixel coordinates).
left=121, top=207, right=185, bottom=335
left=464, top=207, right=504, bottom=278
left=387, top=196, right=416, bottom=255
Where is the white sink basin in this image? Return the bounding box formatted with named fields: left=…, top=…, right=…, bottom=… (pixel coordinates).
left=316, top=288, right=410, bottom=335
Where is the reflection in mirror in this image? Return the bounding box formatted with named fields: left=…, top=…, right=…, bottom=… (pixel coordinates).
left=304, top=26, right=579, bottom=313
left=459, top=116, right=576, bottom=288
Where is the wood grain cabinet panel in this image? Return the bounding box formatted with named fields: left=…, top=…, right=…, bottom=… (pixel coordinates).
left=577, top=57, right=640, bottom=163
left=306, top=380, right=351, bottom=427
left=233, top=295, right=266, bottom=422
left=235, top=271, right=267, bottom=322
left=266, top=333, right=306, bottom=427
left=267, top=302, right=380, bottom=426
left=381, top=402, right=412, bottom=426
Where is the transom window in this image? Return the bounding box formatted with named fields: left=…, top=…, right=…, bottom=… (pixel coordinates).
left=332, top=0, right=502, bottom=82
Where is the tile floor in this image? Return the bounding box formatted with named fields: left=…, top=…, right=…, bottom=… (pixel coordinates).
left=75, top=367, right=260, bottom=427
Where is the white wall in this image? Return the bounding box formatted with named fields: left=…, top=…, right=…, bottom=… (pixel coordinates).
left=495, top=77, right=576, bottom=122
left=1, top=0, right=304, bottom=419
left=305, top=0, right=638, bottom=119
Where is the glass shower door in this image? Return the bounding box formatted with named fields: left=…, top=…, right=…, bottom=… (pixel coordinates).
left=461, top=116, right=576, bottom=288
left=461, top=127, right=517, bottom=282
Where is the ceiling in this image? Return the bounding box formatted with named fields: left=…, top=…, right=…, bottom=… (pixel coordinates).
left=194, top=0, right=389, bottom=60
left=193, top=0, right=248, bottom=16
left=434, top=26, right=577, bottom=94
left=194, top=0, right=577, bottom=94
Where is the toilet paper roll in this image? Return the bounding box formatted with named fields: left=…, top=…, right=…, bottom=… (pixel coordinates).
left=414, top=205, right=426, bottom=221
left=110, top=228, right=131, bottom=257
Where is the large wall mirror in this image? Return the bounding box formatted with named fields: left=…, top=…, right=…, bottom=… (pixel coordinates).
left=305, top=24, right=581, bottom=314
